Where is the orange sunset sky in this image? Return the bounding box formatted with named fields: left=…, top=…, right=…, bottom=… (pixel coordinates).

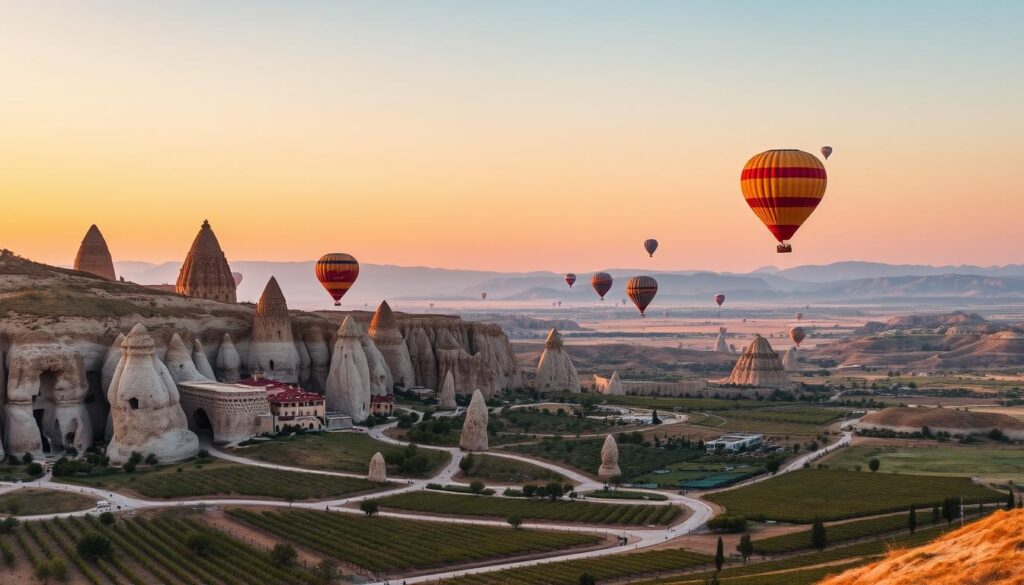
left=2, top=2, right=1022, bottom=273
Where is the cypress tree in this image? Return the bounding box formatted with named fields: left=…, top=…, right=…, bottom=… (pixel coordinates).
left=1007, top=489, right=1015, bottom=511
left=907, top=505, right=917, bottom=534
left=737, top=533, right=753, bottom=563
left=714, top=536, right=724, bottom=571
left=811, top=517, right=828, bottom=551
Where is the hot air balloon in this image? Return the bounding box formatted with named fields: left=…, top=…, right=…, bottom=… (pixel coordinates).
left=714, top=294, right=726, bottom=307
left=315, top=253, right=359, bottom=306
left=790, top=326, right=806, bottom=347
left=231, top=272, right=243, bottom=287
left=796, top=312, right=804, bottom=321
left=821, top=146, right=833, bottom=160
left=591, top=272, right=612, bottom=300
left=741, top=149, right=827, bottom=253
left=644, top=239, right=659, bottom=257
left=565, top=273, right=577, bottom=288
left=481, top=292, right=487, bottom=301
left=626, top=276, right=658, bottom=316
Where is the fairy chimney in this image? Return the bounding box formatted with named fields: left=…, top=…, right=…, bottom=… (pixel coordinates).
left=367, top=452, right=387, bottom=483
left=437, top=370, right=457, bottom=409
left=598, top=434, right=621, bottom=480
left=535, top=328, right=580, bottom=393
left=74, top=225, right=116, bottom=280
left=459, top=389, right=489, bottom=451
left=246, top=277, right=301, bottom=383
left=720, top=334, right=790, bottom=389
left=368, top=301, right=416, bottom=389
left=715, top=327, right=730, bottom=353
left=604, top=370, right=624, bottom=395
left=175, top=219, right=237, bottom=303
left=326, top=316, right=372, bottom=421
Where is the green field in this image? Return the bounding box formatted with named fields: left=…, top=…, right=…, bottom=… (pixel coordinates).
left=634, top=461, right=764, bottom=488
left=583, top=489, right=668, bottom=501
left=705, top=468, right=1004, bottom=522
left=228, top=432, right=449, bottom=477
left=593, top=394, right=801, bottom=412
left=55, top=459, right=382, bottom=500
left=825, top=445, right=1024, bottom=480
left=375, top=491, right=681, bottom=525
left=228, top=508, right=601, bottom=574
left=459, top=453, right=566, bottom=484
left=0, top=463, right=36, bottom=482
left=507, top=437, right=705, bottom=480
left=0, top=489, right=96, bottom=516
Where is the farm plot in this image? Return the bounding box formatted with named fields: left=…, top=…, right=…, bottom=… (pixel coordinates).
left=374, top=491, right=681, bottom=525
left=705, top=468, right=1003, bottom=523
left=825, top=445, right=1024, bottom=481
left=507, top=437, right=704, bottom=480
left=0, top=488, right=96, bottom=516
left=226, top=508, right=601, bottom=574
left=458, top=453, right=567, bottom=484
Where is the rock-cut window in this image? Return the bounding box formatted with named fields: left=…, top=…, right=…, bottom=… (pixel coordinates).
left=128, top=398, right=139, bottom=410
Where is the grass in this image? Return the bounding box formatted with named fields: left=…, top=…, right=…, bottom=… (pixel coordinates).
left=593, top=394, right=802, bottom=412
left=824, top=445, right=1024, bottom=481
left=634, top=461, right=764, bottom=488
left=507, top=437, right=706, bottom=480
left=54, top=459, right=382, bottom=500
left=375, top=491, right=681, bottom=525
left=0, top=489, right=96, bottom=516
left=705, top=468, right=1004, bottom=522
left=227, top=508, right=601, bottom=574
left=583, top=489, right=668, bottom=501
left=228, top=431, right=449, bottom=477
left=459, top=453, right=566, bottom=484
left=0, top=463, right=36, bottom=482
left=497, top=407, right=627, bottom=435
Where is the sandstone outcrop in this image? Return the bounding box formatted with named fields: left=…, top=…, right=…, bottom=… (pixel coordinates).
left=163, top=333, right=211, bottom=384
left=302, top=326, right=332, bottom=393
left=192, top=339, right=217, bottom=380
left=598, top=434, right=621, bottom=480
left=245, top=277, right=300, bottom=383
left=367, top=451, right=387, bottom=483
left=326, top=317, right=371, bottom=421
left=459, top=389, right=489, bottom=451
left=368, top=301, right=415, bottom=390
left=216, top=333, right=242, bottom=382
left=781, top=347, right=798, bottom=372
left=437, top=370, right=457, bottom=409
left=535, top=328, right=580, bottom=393
left=715, top=327, right=730, bottom=353
left=73, top=224, right=116, bottom=280
left=605, top=371, right=625, bottom=395
left=719, top=334, right=789, bottom=389
left=358, top=321, right=391, bottom=396
left=175, top=219, right=237, bottom=303
left=101, top=333, right=126, bottom=392
left=107, top=324, right=198, bottom=464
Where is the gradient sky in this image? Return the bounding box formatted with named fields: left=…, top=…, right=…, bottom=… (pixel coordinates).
left=2, top=1, right=1023, bottom=273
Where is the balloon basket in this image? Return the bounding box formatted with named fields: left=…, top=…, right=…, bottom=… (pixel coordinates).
left=776, top=243, right=792, bottom=253
left=333, top=301, right=341, bottom=306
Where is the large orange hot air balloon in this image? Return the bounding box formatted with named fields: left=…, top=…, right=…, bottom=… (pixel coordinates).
left=626, top=276, right=658, bottom=316
left=790, top=326, right=806, bottom=347
left=565, top=273, right=577, bottom=288
left=644, top=239, right=659, bottom=257
left=315, top=253, right=359, bottom=306
left=741, top=149, right=827, bottom=253
left=591, top=272, right=613, bottom=300
left=714, top=294, right=725, bottom=307
left=821, top=146, right=833, bottom=160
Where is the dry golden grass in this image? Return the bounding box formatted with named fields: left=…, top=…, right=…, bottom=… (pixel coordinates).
left=818, top=509, right=1024, bottom=585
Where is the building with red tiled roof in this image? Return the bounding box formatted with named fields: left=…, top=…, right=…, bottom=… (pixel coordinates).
left=370, top=394, right=394, bottom=416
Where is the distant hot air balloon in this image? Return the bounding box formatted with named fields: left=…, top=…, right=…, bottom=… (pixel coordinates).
left=622, top=299, right=627, bottom=306
left=714, top=294, right=726, bottom=307
left=231, top=272, right=243, bottom=287
left=429, top=302, right=435, bottom=309
left=591, top=272, right=613, bottom=300
left=741, top=149, right=827, bottom=253
left=557, top=301, right=562, bottom=307
left=565, top=273, right=577, bottom=288
left=644, top=239, right=659, bottom=257
left=821, top=146, right=833, bottom=160
left=626, top=276, right=658, bottom=316
left=315, top=253, right=359, bottom=306
left=481, top=292, right=487, bottom=301
left=790, top=326, right=806, bottom=347
left=796, top=312, right=804, bottom=321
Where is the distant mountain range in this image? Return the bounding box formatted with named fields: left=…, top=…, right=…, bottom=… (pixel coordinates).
left=112, top=260, right=1024, bottom=309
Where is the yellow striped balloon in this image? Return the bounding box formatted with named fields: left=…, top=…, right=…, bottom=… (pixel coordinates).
left=741, top=149, right=827, bottom=252
left=315, top=253, right=359, bottom=306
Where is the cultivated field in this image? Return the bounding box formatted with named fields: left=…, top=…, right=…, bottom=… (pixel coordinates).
left=458, top=453, right=567, bottom=484
left=0, top=489, right=97, bottom=516
left=825, top=445, right=1024, bottom=481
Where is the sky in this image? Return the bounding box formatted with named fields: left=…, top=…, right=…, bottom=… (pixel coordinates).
left=2, top=1, right=1023, bottom=273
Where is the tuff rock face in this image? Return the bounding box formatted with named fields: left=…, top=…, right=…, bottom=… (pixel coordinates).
left=535, top=328, right=580, bottom=393
left=781, top=347, right=798, bottom=372
left=175, top=219, right=237, bottom=303
left=357, top=321, right=391, bottom=396
left=73, top=225, right=116, bottom=280
left=246, top=277, right=300, bottom=383
left=215, top=333, right=242, bottom=382
left=720, top=334, right=790, bottom=389
left=107, top=324, right=198, bottom=464
left=325, top=317, right=371, bottom=421
left=715, top=327, right=731, bottom=353
left=302, top=327, right=332, bottom=393
left=192, top=339, right=217, bottom=380
left=163, top=333, right=210, bottom=384
left=598, top=434, right=621, bottom=480
left=437, top=370, right=457, bottom=409
left=459, top=389, right=489, bottom=451
left=367, top=451, right=387, bottom=483
left=368, top=301, right=416, bottom=390
left=101, top=333, right=127, bottom=392
left=606, top=371, right=624, bottom=395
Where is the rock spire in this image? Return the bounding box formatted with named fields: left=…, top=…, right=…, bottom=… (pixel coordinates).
left=459, top=389, right=489, bottom=451
left=605, top=371, right=624, bottom=395
left=535, top=328, right=580, bottom=393
left=781, top=347, right=799, bottom=372
left=367, top=452, right=387, bottom=483
left=107, top=324, right=199, bottom=464
left=192, top=339, right=217, bottom=380
left=368, top=301, right=415, bottom=389
left=73, top=225, right=116, bottom=280
left=715, top=327, right=730, bottom=353
left=175, top=219, right=237, bottom=303
left=215, top=333, right=241, bottom=382
left=720, top=334, right=790, bottom=389
left=357, top=320, right=391, bottom=396
left=164, top=333, right=210, bottom=384
left=437, top=370, right=457, bottom=409
left=326, top=316, right=371, bottom=421
left=598, top=434, right=621, bottom=480
left=246, top=276, right=300, bottom=382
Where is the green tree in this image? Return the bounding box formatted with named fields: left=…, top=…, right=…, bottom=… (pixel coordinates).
left=907, top=505, right=917, bottom=534
left=0, top=517, right=18, bottom=534
left=76, top=532, right=112, bottom=560
left=469, top=480, right=486, bottom=496
left=47, top=558, right=67, bottom=581
left=1007, top=489, right=1016, bottom=511
left=810, top=517, right=828, bottom=551
left=522, top=484, right=537, bottom=498
left=185, top=531, right=215, bottom=557
left=315, top=558, right=342, bottom=585
left=714, top=536, right=724, bottom=571
left=546, top=481, right=563, bottom=501
left=459, top=454, right=473, bottom=474
left=942, top=497, right=960, bottom=524
left=578, top=574, right=596, bottom=585
left=99, top=512, right=115, bottom=525
left=270, top=543, right=297, bottom=566
left=736, top=533, right=753, bottom=563
left=507, top=515, right=523, bottom=530
left=868, top=458, right=880, bottom=472
left=360, top=501, right=379, bottom=516
left=26, top=462, right=43, bottom=477
left=35, top=559, right=53, bottom=583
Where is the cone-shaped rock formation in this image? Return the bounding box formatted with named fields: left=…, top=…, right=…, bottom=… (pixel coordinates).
left=192, top=339, right=217, bottom=380
left=715, top=327, right=730, bottom=353
left=437, top=370, right=457, bottom=409
left=216, top=333, right=241, bottom=382
left=535, top=328, right=580, bottom=393
left=164, top=333, right=210, bottom=384
left=367, top=452, right=387, bottom=483
left=720, top=334, right=790, bottom=389
left=781, top=347, right=798, bottom=372
left=459, top=389, right=489, bottom=451
left=358, top=321, right=391, bottom=396
left=368, top=301, right=415, bottom=389
left=74, top=225, right=116, bottom=280
left=107, top=324, right=199, bottom=464
left=598, top=434, right=621, bottom=480
left=246, top=277, right=300, bottom=382
left=605, top=371, right=624, bottom=395
left=326, top=317, right=371, bottom=421
left=175, top=220, right=237, bottom=303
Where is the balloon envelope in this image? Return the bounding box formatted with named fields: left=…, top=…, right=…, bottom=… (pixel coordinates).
left=644, top=239, right=659, bottom=257
left=231, top=272, right=243, bottom=287
left=741, top=149, right=827, bottom=251
left=591, top=272, right=613, bottom=300
left=565, top=273, right=577, bottom=288
left=790, top=326, right=806, bottom=346
left=626, top=275, right=658, bottom=316
left=714, top=294, right=726, bottom=307
left=821, top=146, right=833, bottom=160
left=481, top=292, right=487, bottom=300
left=796, top=312, right=804, bottom=321
left=315, top=253, right=359, bottom=306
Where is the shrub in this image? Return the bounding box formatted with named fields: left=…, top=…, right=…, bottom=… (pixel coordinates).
left=76, top=532, right=112, bottom=560
left=706, top=513, right=747, bottom=533
left=26, top=462, right=44, bottom=477
left=868, top=458, right=880, bottom=472
left=270, top=543, right=297, bottom=566
left=507, top=515, right=522, bottom=529
left=360, top=501, right=379, bottom=516
left=186, top=530, right=215, bottom=557
left=470, top=480, right=486, bottom=495
left=145, top=454, right=159, bottom=465
left=22, top=452, right=33, bottom=464
left=98, top=512, right=115, bottom=526
left=0, top=517, right=18, bottom=534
